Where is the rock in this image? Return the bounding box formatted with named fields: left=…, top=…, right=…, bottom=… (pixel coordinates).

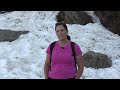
left=95, top=11, right=120, bottom=36
left=83, top=51, right=112, bottom=69
left=0, top=30, right=29, bottom=42
left=56, top=11, right=93, bottom=25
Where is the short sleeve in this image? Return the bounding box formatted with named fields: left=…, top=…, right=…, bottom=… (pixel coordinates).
left=46, top=44, right=50, bottom=55
left=74, top=43, right=82, bottom=56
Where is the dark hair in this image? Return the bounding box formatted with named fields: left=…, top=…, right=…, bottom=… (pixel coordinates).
left=55, top=21, right=68, bottom=31
left=67, top=35, right=71, bottom=40
left=55, top=21, right=71, bottom=40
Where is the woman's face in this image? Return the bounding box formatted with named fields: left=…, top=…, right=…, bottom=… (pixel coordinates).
left=55, top=25, right=68, bottom=41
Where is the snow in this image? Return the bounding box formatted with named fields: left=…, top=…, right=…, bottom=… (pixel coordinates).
left=0, top=11, right=120, bottom=79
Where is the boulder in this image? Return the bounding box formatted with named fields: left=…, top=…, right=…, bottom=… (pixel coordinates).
left=95, top=11, right=120, bottom=36
left=83, top=51, right=112, bottom=69
left=56, top=11, right=93, bottom=25
left=0, top=30, right=29, bottom=42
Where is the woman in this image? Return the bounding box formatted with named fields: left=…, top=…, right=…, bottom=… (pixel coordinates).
left=44, top=21, right=84, bottom=79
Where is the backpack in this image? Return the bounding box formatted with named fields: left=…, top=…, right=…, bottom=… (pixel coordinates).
left=50, top=41, right=77, bottom=72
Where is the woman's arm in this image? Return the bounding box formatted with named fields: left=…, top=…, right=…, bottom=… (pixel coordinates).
left=44, top=53, right=51, bottom=79
left=75, top=55, right=84, bottom=79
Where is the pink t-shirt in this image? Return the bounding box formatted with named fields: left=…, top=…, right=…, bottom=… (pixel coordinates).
left=46, top=41, right=82, bottom=79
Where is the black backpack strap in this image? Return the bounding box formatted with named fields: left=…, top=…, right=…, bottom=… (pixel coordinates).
left=50, top=41, right=56, bottom=56
left=49, top=41, right=56, bottom=70
left=71, top=42, right=77, bottom=72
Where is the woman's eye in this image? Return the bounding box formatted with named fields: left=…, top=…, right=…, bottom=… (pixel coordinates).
left=56, top=30, right=59, bottom=32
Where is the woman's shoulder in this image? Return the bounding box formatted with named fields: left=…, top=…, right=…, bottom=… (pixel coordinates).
left=71, top=41, right=82, bottom=54
left=71, top=41, right=79, bottom=45
left=50, top=41, right=58, bottom=45
left=71, top=41, right=81, bottom=48
left=49, top=41, right=58, bottom=47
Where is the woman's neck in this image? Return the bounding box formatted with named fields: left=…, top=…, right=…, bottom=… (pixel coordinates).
left=58, top=39, right=69, bottom=47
